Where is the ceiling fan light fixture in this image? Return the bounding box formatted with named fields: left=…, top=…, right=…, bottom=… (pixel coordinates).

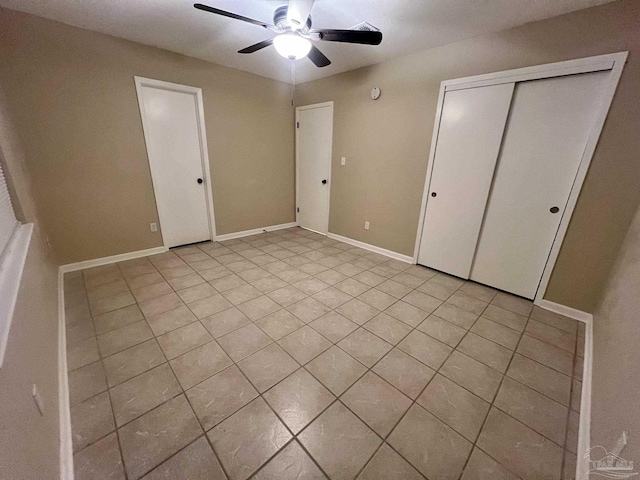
left=273, top=33, right=311, bottom=60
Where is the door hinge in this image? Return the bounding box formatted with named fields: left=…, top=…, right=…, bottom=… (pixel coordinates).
left=296, top=122, right=299, bottom=128
left=297, top=207, right=300, bottom=213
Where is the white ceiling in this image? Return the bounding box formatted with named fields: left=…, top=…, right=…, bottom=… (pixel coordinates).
left=0, top=0, right=614, bottom=84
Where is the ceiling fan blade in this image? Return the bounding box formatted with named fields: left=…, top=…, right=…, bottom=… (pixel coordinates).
left=238, top=38, right=274, bottom=54
left=307, top=45, right=331, bottom=67
left=311, top=29, right=382, bottom=45
left=286, top=0, right=315, bottom=30
left=194, top=3, right=276, bottom=31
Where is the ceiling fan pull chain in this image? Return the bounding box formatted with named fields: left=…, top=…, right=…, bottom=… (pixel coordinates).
left=293, top=59, right=297, bottom=86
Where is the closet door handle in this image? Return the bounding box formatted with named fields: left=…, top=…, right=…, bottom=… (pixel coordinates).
left=550, top=206, right=559, bottom=214
left=431, top=192, right=437, bottom=197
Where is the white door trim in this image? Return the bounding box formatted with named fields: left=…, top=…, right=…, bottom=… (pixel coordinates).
left=295, top=101, right=334, bottom=235
left=57, top=268, right=74, bottom=480
left=444, top=58, right=615, bottom=92
left=134, top=76, right=217, bottom=246
left=413, top=52, right=628, bottom=304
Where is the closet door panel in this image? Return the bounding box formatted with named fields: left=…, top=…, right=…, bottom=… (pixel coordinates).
left=470, top=71, right=611, bottom=299
left=418, top=83, right=514, bottom=278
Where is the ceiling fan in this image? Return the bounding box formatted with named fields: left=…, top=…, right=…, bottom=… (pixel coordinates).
left=194, top=0, right=383, bottom=67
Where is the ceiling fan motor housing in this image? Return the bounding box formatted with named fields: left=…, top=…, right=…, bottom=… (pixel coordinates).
left=274, top=5, right=312, bottom=33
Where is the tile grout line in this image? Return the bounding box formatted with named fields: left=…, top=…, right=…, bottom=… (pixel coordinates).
left=199, top=232, right=359, bottom=480
left=65, top=228, right=582, bottom=480
left=71, top=233, right=344, bottom=478
left=455, top=310, right=533, bottom=480
left=560, top=332, right=583, bottom=479
left=341, top=278, right=475, bottom=480
left=457, top=304, right=583, bottom=480
left=83, top=267, right=132, bottom=480
left=70, top=261, right=557, bottom=477
left=76, top=284, right=491, bottom=476
left=69, top=236, right=446, bottom=478
left=374, top=285, right=499, bottom=480
left=299, top=275, right=504, bottom=478
left=345, top=277, right=544, bottom=478
left=113, top=260, right=176, bottom=480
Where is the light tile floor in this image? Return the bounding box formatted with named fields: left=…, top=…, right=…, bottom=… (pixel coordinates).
left=64, top=227, right=584, bottom=480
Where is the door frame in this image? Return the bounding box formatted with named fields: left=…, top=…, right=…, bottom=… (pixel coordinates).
left=134, top=76, right=217, bottom=246
left=295, top=101, right=334, bottom=235
left=412, top=52, right=627, bottom=304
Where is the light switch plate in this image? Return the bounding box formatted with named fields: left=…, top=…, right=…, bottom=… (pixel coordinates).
left=341, top=157, right=346, bottom=166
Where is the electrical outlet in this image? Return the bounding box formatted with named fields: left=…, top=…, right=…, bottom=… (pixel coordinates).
left=364, top=221, right=370, bottom=230
left=150, top=223, right=158, bottom=232
left=341, top=156, right=346, bottom=166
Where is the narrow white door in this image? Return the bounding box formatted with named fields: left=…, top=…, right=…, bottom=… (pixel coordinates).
left=417, top=83, right=514, bottom=278
left=470, top=71, right=611, bottom=299
left=137, top=81, right=212, bottom=248
left=297, top=103, right=333, bottom=234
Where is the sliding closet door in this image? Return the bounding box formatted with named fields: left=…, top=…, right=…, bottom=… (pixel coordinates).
left=470, top=71, right=611, bottom=299
left=417, top=83, right=514, bottom=278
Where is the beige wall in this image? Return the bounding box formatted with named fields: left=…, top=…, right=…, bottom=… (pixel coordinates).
left=591, top=203, right=640, bottom=464
left=0, top=8, right=295, bottom=265
left=0, top=85, right=60, bottom=478
left=295, top=0, right=640, bottom=312
left=0, top=2, right=638, bottom=309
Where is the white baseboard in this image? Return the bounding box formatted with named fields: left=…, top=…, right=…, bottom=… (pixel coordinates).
left=535, top=299, right=593, bottom=325
left=59, top=246, right=168, bottom=273
left=215, top=222, right=298, bottom=242
left=59, top=223, right=301, bottom=272
left=58, top=269, right=74, bottom=480
left=576, top=319, right=593, bottom=480
left=535, top=298, right=592, bottom=480
left=326, top=233, right=414, bottom=264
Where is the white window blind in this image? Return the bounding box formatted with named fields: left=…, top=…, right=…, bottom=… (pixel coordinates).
left=0, top=157, right=32, bottom=369
left=0, top=161, right=18, bottom=258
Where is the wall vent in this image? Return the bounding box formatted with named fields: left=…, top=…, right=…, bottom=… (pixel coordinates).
left=348, top=22, right=380, bottom=32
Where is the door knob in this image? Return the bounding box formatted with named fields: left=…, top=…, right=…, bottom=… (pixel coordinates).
left=197, top=178, right=203, bottom=184
left=550, top=206, right=559, bottom=214
left=431, top=192, right=437, bottom=197
left=322, top=179, right=327, bottom=185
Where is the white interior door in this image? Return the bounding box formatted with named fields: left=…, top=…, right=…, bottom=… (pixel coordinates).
left=470, top=71, right=611, bottom=299
left=417, top=83, right=514, bottom=278
left=297, top=103, right=333, bottom=234
left=137, top=81, right=212, bottom=248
